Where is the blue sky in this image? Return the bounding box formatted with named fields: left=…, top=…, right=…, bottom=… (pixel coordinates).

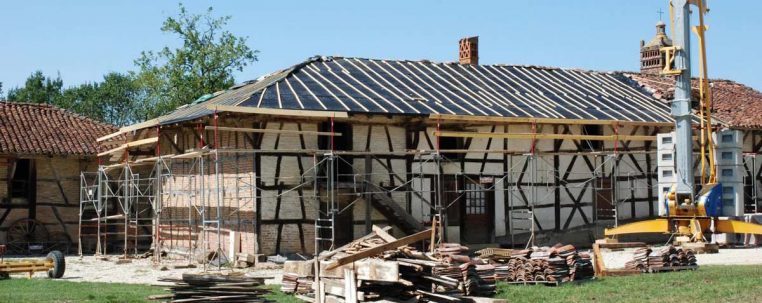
left=1, top=0, right=760, bottom=92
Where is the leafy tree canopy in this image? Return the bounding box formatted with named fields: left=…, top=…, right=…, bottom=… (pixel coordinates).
left=134, top=4, right=258, bottom=118
left=6, top=71, right=63, bottom=104
left=7, top=4, right=257, bottom=126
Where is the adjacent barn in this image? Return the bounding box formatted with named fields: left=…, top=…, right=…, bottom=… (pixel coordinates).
left=0, top=102, right=115, bottom=254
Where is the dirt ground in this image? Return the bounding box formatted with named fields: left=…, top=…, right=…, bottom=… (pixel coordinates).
left=4, top=247, right=762, bottom=284
left=4, top=255, right=283, bottom=285
left=598, top=246, right=762, bottom=269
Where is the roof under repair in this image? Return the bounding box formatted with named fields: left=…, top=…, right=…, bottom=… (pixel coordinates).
left=146, top=56, right=675, bottom=127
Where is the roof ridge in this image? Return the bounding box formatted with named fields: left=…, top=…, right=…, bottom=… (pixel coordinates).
left=309, top=55, right=614, bottom=74
left=0, top=101, right=117, bottom=130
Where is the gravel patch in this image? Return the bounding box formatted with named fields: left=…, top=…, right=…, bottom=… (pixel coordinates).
left=3, top=255, right=283, bottom=285
left=596, top=246, right=762, bottom=269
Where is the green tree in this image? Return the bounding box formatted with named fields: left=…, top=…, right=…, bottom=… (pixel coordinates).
left=134, top=4, right=257, bottom=118
left=6, top=71, right=63, bottom=104
left=0, top=82, right=4, bottom=98
left=57, top=73, right=146, bottom=126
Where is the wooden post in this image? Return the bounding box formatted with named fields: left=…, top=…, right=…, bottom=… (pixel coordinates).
left=344, top=268, right=357, bottom=303
left=364, top=155, right=372, bottom=234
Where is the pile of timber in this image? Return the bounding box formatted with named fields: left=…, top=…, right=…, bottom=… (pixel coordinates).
left=151, top=273, right=271, bottom=303
left=282, top=226, right=496, bottom=302
left=624, top=246, right=697, bottom=272
left=281, top=272, right=312, bottom=294
left=480, top=244, right=594, bottom=285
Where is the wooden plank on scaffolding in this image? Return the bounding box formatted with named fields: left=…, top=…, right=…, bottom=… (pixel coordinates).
left=429, top=114, right=672, bottom=127
left=97, top=137, right=159, bottom=157
left=325, top=229, right=432, bottom=270
left=172, top=150, right=207, bottom=159
left=433, top=131, right=657, bottom=141
left=97, top=119, right=160, bottom=142
left=205, top=126, right=342, bottom=137
left=134, top=154, right=175, bottom=163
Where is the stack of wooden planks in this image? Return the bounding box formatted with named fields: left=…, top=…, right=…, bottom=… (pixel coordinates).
left=479, top=244, right=594, bottom=285
left=282, top=226, right=497, bottom=302
left=150, top=273, right=271, bottom=303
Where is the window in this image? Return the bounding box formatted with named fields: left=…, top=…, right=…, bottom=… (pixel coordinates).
left=722, top=198, right=735, bottom=206
left=438, top=136, right=463, bottom=161
left=721, top=152, right=733, bottom=160
left=318, top=122, right=353, bottom=181
left=581, top=125, right=603, bottom=151
left=662, top=187, right=671, bottom=193
left=662, top=170, right=673, bottom=177
left=721, top=169, right=734, bottom=177
left=661, top=153, right=673, bottom=161
left=722, top=186, right=734, bottom=194
left=8, top=159, right=35, bottom=204
left=661, top=136, right=673, bottom=144
left=465, top=182, right=486, bottom=215
left=721, top=134, right=734, bottom=143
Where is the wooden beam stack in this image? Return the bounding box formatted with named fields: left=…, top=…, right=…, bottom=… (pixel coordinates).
left=151, top=273, right=271, bottom=303
left=283, top=226, right=498, bottom=302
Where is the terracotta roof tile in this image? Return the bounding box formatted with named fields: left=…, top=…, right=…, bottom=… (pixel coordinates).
left=626, top=73, right=762, bottom=129
left=0, top=102, right=117, bottom=156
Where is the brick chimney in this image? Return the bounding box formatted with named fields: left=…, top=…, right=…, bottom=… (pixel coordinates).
left=459, top=36, right=479, bottom=65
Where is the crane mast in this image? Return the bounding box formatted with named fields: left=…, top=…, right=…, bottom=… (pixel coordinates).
left=670, top=0, right=695, bottom=203
left=602, top=0, right=762, bottom=247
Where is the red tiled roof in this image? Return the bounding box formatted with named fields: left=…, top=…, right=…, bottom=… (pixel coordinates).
left=626, top=73, right=762, bottom=129
left=0, top=102, right=117, bottom=156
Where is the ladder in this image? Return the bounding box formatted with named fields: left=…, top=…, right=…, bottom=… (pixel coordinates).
left=315, top=153, right=337, bottom=253
left=509, top=209, right=535, bottom=249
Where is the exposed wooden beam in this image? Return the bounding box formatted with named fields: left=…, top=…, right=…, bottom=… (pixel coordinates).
left=205, top=126, right=342, bottom=137
left=325, top=229, right=432, bottom=270
left=97, top=119, right=161, bottom=142
left=429, top=114, right=673, bottom=127
left=433, top=131, right=657, bottom=141
left=210, top=105, right=349, bottom=118
left=97, top=137, right=159, bottom=157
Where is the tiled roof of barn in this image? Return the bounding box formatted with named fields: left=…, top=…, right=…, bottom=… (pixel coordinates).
left=123, top=56, right=676, bottom=132
left=627, top=73, right=762, bottom=129
left=0, top=102, right=117, bottom=156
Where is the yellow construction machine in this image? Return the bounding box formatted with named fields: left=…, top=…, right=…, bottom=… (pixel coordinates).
left=603, top=0, right=762, bottom=249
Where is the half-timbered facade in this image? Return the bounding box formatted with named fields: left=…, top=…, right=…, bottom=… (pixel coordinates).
left=0, top=102, right=115, bottom=254
left=92, top=55, right=693, bottom=260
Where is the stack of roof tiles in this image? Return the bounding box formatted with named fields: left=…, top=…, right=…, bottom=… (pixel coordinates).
left=478, top=244, right=593, bottom=284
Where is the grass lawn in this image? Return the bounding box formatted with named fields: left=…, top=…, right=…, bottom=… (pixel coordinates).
left=3, top=265, right=761, bottom=302
left=0, top=278, right=167, bottom=303
left=495, top=265, right=762, bottom=303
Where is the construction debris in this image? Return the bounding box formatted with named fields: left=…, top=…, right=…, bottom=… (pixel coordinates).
left=478, top=244, right=594, bottom=285
left=151, top=273, right=271, bottom=303
left=282, top=226, right=497, bottom=302
left=624, top=245, right=698, bottom=272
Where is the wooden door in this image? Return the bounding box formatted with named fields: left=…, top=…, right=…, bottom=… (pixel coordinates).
left=461, top=180, right=493, bottom=244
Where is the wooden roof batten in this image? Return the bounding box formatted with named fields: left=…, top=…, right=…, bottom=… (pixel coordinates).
left=97, top=56, right=677, bottom=143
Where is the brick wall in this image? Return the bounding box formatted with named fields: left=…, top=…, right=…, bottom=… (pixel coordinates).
left=1, top=155, right=95, bottom=251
